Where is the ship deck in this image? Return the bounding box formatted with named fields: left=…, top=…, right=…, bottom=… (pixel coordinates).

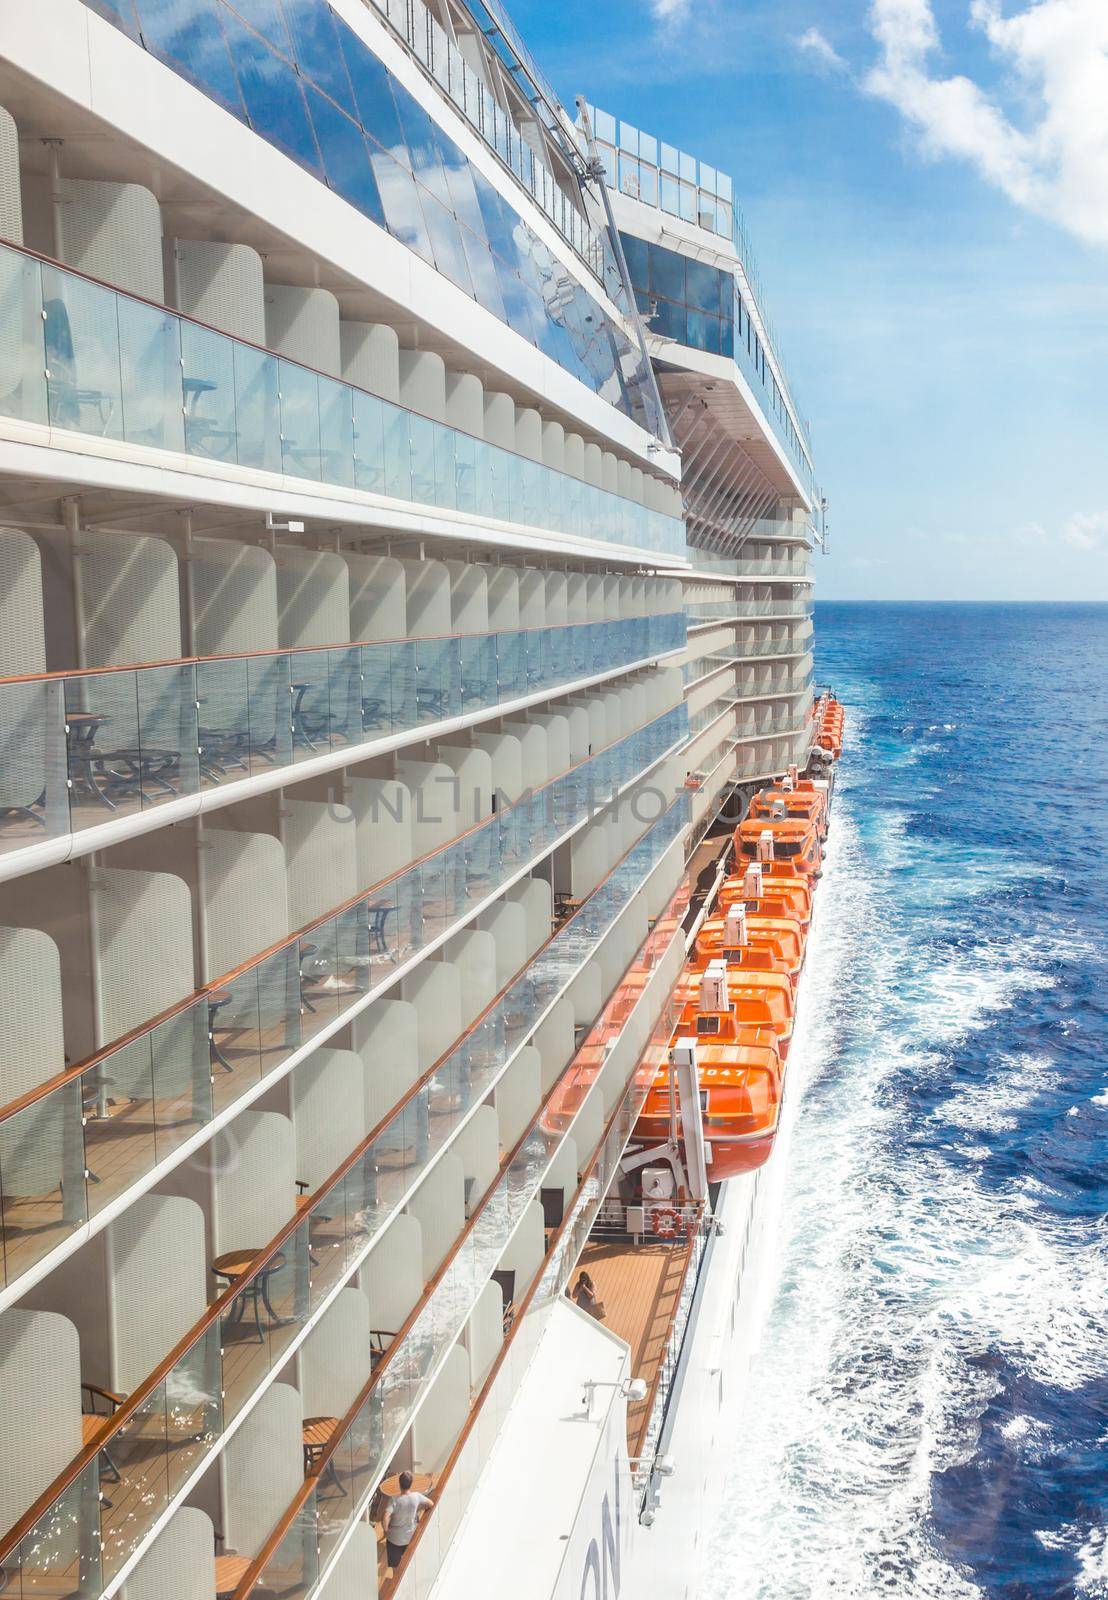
left=576, top=1233, right=695, bottom=1457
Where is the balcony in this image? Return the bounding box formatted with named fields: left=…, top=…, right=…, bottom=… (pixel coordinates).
left=686, top=599, right=813, bottom=624
left=0, top=241, right=684, bottom=559
left=0, top=704, right=687, bottom=1300
left=0, top=611, right=684, bottom=872
left=729, top=559, right=812, bottom=579
left=0, top=799, right=688, bottom=1599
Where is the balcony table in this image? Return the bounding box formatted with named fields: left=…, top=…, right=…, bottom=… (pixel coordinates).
left=302, top=1415, right=347, bottom=1495
left=207, top=989, right=236, bottom=1073
left=214, top=1554, right=252, bottom=1598
left=212, top=1249, right=287, bottom=1344
left=65, top=711, right=114, bottom=808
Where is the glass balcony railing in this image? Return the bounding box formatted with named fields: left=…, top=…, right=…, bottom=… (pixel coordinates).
left=685, top=599, right=812, bottom=623
left=0, top=242, right=684, bottom=557
left=226, top=797, right=688, bottom=1600
left=0, top=610, right=685, bottom=862
left=732, top=711, right=811, bottom=741
left=350, top=875, right=688, bottom=1598
left=0, top=705, right=687, bottom=1299
left=729, top=559, right=812, bottom=579
left=0, top=797, right=688, bottom=1597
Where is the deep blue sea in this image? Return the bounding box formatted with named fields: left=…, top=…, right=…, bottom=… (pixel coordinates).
left=705, top=603, right=1108, bottom=1600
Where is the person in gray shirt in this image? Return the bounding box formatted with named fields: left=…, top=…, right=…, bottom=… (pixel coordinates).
left=384, top=1471, right=433, bottom=1572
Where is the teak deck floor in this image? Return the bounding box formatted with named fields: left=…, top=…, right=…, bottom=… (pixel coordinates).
left=578, top=1236, right=694, bottom=1457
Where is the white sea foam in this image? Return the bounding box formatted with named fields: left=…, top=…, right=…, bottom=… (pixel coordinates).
left=700, top=747, right=1108, bottom=1600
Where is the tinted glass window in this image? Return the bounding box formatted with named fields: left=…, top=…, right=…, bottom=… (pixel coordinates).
left=459, top=226, right=505, bottom=320
left=394, top=86, right=451, bottom=207
left=686, top=308, right=720, bottom=354
left=719, top=312, right=734, bottom=359
left=338, top=21, right=409, bottom=166
left=649, top=243, right=684, bottom=303
left=686, top=257, right=722, bottom=315
left=472, top=170, right=517, bottom=262
left=621, top=232, right=649, bottom=293
left=135, top=0, right=245, bottom=115
left=306, top=85, right=384, bottom=226
left=221, top=10, right=321, bottom=173
left=652, top=296, right=686, bottom=343
left=371, top=148, right=434, bottom=265
left=222, top=0, right=290, bottom=54
left=421, top=193, right=473, bottom=295
left=280, top=0, right=354, bottom=115
left=88, top=0, right=140, bottom=37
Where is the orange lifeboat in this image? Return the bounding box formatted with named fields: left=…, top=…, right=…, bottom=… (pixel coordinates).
left=816, top=696, right=844, bottom=758
left=719, top=861, right=813, bottom=923
left=674, top=956, right=794, bottom=1060
left=634, top=1017, right=782, bottom=1182
left=750, top=769, right=829, bottom=833
left=696, top=899, right=806, bottom=988
left=734, top=814, right=823, bottom=879
left=717, top=864, right=812, bottom=930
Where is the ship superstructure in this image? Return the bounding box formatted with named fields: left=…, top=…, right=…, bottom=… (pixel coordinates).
left=0, top=10, right=820, bottom=1600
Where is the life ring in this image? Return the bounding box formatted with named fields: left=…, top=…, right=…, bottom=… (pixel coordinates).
left=652, top=1206, right=680, bottom=1239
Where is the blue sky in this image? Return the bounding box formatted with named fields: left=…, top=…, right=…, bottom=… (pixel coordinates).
left=510, top=0, right=1108, bottom=599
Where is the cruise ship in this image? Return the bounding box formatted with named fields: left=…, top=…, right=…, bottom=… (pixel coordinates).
left=0, top=4, right=822, bottom=1599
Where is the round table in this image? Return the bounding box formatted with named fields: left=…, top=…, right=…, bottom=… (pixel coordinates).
left=379, top=1472, right=434, bottom=1499
left=214, top=1554, right=252, bottom=1598
left=212, top=1249, right=286, bottom=1344
left=303, top=1415, right=347, bottom=1495
left=302, top=1414, right=339, bottom=1468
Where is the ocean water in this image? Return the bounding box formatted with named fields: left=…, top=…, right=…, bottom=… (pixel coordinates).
left=704, top=603, right=1108, bottom=1600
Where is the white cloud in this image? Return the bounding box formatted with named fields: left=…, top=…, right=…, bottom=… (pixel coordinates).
left=863, top=0, right=1108, bottom=247
left=794, top=26, right=849, bottom=75
left=1061, top=511, right=1108, bottom=551
left=649, top=0, right=693, bottom=25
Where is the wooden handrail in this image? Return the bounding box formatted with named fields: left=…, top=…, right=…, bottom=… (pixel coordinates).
left=0, top=797, right=685, bottom=1566
left=231, top=866, right=688, bottom=1599
left=0, top=706, right=684, bottom=1127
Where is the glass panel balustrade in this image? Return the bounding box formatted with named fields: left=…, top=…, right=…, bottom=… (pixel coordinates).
left=5, top=241, right=683, bottom=555
left=0, top=705, right=687, bottom=1293
left=0, top=610, right=685, bottom=860
left=225, top=832, right=688, bottom=1593
left=0, top=796, right=687, bottom=1591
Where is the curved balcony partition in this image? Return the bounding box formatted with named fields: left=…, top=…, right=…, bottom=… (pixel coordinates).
left=0, top=797, right=688, bottom=1597
left=0, top=609, right=685, bottom=865
left=0, top=705, right=687, bottom=1295
left=0, top=243, right=683, bottom=556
